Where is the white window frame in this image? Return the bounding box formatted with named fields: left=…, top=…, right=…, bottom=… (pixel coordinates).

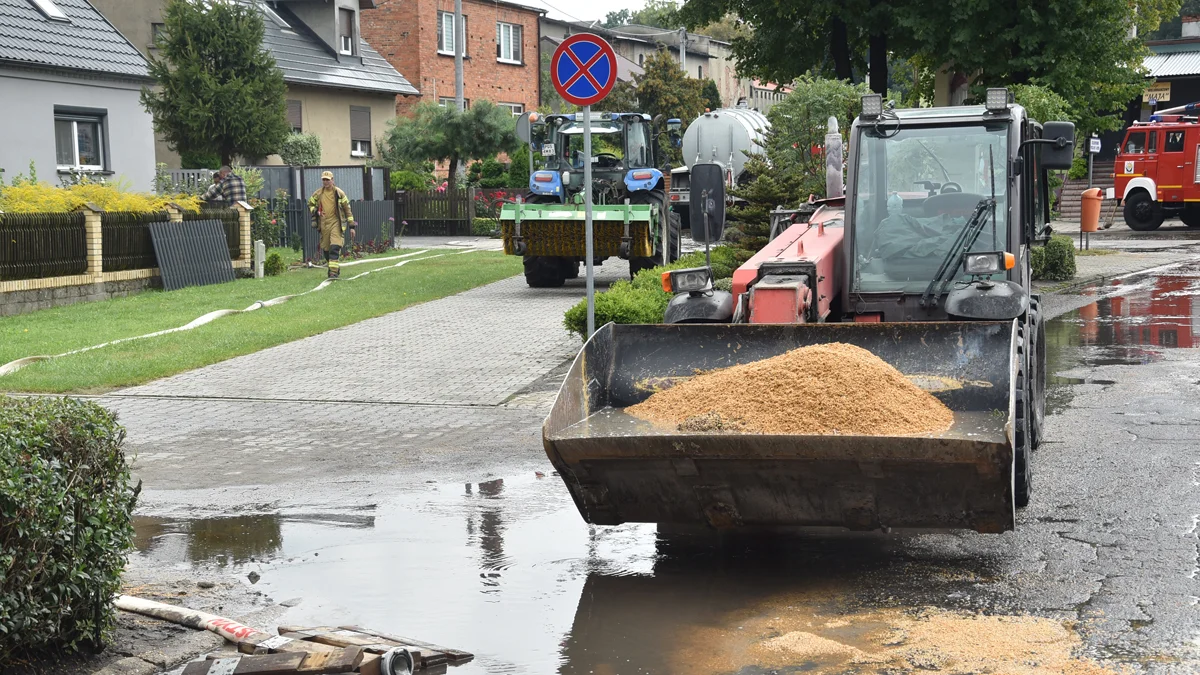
left=30, top=0, right=69, bottom=22
left=54, top=114, right=105, bottom=172
left=499, top=102, right=524, bottom=116
left=351, top=140, right=369, bottom=158
left=438, top=97, right=470, bottom=108
left=496, top=21, right=521, bottom=64
left=438, top=11, right=466, bottom=57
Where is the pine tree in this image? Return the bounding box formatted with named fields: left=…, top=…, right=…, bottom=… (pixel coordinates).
left=141, top=0, right=290, bottom=166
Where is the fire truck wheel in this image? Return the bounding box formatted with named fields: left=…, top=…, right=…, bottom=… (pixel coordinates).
left=1181, top=209, right=1200, bottom=228
left=1123, top=191, right=1164, bottom=231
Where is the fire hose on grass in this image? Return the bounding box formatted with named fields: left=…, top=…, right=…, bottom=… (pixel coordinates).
left=0, top=249, right=478, bottom=377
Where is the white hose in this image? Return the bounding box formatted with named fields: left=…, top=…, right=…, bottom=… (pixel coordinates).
left=0, top=249, right=479, bottom=377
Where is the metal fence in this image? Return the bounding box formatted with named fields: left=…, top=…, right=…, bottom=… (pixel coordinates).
left=395, top=190, right=473, bottom=236
left=160, top=166, right=389, bottom=202
left=102, top=212, right=169, bottom=272
left=297, top=200, right=396, bottom=261
left=186, top=208, right=242, bottom=260
left=0, top=212, right=88, bottom=281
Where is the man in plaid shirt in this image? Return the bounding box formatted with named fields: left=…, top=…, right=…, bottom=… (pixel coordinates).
left=200, top=166, right=247, bottom=206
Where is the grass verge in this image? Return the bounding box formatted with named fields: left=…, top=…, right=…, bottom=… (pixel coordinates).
left=1075, top=248, right=1119, bottom=256
left=0, top=251, right=520, bottom=393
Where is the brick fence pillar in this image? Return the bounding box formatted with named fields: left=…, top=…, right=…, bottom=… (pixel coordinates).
left=79, top=202, right=104, bottom=282
left=164, top=204, right=184, bottom=223
left=233, top=200, right=252, bottom=263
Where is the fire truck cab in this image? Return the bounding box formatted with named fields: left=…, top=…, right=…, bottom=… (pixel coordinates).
left=1114, top=116, right=1200, bottom=230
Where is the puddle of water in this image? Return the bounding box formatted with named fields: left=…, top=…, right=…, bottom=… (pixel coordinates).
left=134, top=475, right=1133, bottom=675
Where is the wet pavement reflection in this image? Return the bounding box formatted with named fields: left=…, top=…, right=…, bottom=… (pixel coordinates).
left=129, top=262, right=1200, bottom=674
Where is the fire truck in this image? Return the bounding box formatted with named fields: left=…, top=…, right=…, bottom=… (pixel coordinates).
left=1113, top=112, right=1200, bottom=230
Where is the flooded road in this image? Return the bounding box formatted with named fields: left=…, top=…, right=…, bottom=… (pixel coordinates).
left=131, top=263, right=1200, bottom=674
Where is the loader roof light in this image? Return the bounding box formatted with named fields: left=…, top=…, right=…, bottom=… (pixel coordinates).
left=631, top=170, right=654, bottom=180
left=963, top=251, right=1015, bottom=276
left=667, top=266, right=712, bottom=294
left=860, top=94, right=882, bottom=120
left=533, top=172, right=555, bottom=182
left=986, top=88, right=1010, bottom=112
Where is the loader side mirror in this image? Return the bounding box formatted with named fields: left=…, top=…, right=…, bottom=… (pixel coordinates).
left=690, top=162, right=726, bottom=243
left=1041, top=121, right=1075, bottom=170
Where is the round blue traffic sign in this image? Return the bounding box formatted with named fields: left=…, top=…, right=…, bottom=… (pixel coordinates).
left=551, top=34, right=617, bottom=107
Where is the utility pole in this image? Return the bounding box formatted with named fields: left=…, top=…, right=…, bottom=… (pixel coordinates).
left=679, top=27, right=687, bottom=75
left=454, top=0, right=464, bottom=112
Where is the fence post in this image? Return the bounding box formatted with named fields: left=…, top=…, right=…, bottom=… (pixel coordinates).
left=233, top=201, right=253, bottom=265
left=79, top=202, right=104, bottom=282
left=164, top=204, right=183, bottom=224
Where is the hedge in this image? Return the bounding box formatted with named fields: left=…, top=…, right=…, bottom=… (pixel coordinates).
left=0, top=396, right=138, bottom=660
left=563, top=246, right=751, bottom=339
left=1031, top=234, right=1076, bottom=281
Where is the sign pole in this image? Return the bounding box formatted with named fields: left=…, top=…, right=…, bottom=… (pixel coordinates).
left=584, top=105, right=595, bottom=338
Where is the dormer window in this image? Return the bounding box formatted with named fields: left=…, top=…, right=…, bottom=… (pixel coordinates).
left=339, top=8, right=355, bottom=55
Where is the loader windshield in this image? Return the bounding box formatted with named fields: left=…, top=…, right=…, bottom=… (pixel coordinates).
left=852, top=124, right=1009, bottom=293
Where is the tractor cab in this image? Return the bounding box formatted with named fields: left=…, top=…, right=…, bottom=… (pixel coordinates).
left=528, top=112, right=664, bottom=203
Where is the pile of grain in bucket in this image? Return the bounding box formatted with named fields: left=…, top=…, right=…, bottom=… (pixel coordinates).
left=626, top=342, right=953, bottom=435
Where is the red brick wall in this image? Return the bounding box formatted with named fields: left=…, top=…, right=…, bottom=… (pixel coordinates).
left=362, top=0, right=541, bottom=117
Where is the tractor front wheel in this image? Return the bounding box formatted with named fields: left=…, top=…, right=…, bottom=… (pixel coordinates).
left=524, top=256, right=571, bottom=288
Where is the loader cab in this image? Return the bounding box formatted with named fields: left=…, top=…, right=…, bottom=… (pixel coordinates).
left=843, top=94, right=1069, bottom=322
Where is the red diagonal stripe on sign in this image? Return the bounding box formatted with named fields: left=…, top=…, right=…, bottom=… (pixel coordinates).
left=562, top=48, right=605, bottom=92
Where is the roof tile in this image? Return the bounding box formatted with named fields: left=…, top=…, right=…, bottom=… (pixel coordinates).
left=0, top=0, right=149, bottom=77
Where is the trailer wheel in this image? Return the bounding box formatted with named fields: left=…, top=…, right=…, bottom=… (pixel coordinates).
left=1123, top=191, right=1164, bottom=231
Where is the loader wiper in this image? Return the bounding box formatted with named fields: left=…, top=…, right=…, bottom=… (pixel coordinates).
left=920, top=196, right=995, bottom=308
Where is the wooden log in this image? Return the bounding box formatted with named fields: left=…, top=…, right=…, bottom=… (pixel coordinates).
left=340, top=626, right=473, bottom=665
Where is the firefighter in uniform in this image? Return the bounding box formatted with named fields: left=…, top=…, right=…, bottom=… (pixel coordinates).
left=308, top=171, right=356, bottom=278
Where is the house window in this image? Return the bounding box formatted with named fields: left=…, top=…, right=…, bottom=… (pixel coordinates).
left=338, top=8, right=355, bottom=55
left=438, top=97, right=470, bottom=108
left=437, top=11, right=467, bottom=56
left=496, top=22, right=522, bottom=63
left=151, top=22, right=165, bottom=45
left=698, top=65, right=703, bottom=78
left=638, top=53, right=643, bottom=66
left=350, top=106, right=371, bottom=157
left=499, top=102, right=524, bottom=116
left=29, top=0, right=69, bottom=22
left=54, top=111, right=105, bottom=170
left=287, top=99, right=302, bottom=132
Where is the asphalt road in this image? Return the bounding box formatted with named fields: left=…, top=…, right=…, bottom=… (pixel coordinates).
left=112, top=257, right=1200, bottom=675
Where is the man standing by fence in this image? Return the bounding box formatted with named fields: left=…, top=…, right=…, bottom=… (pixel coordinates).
left=309, top=171, right=355, bottom=279
left=200, top=166, right=247, bottom=207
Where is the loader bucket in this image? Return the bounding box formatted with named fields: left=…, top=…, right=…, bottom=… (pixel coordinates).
left=543, top=322, right=1018, bottom=533
left=499, top=201, right=658, bottom=257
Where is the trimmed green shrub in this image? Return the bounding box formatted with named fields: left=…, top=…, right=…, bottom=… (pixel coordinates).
left=0, top=396, right=138, bottom=660
left=478, top=158, right=508, bottom=189
left=264, top=251, right=285, bottom=276
left=1031, top=234, right=1076, bottom=281
left=563, top=246, right=751, bottom=339
left=1068, top=155, right=1088, bottom=180
left=279, top=132, right=322, bottom=166
left=472, top=217, right=499, bottom=236
left=391, top=170, right=433, bottom=191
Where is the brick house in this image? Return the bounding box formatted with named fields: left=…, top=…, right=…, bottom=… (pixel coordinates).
left=362, top=0, right=543, bottom=117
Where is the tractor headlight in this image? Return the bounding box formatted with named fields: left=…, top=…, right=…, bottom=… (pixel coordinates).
left=861, top=94, right=882, bottom=119
left=963, top=252, right=1015, bottom=275
left=662, top=266, right=712, bottom=293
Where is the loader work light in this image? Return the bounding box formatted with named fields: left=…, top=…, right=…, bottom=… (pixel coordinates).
left=986, top=88, right=1010, bottom=112
left=964, top=251, right=1015, bottom=275
left=861, top=94, right=882, bottom=119
left=663, top=266, right=712, bottom=294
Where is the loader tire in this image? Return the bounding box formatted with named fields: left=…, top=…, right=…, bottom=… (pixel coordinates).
left=628, top=189, right=679, bottom=279
left=1028, top=297, right=1046, bottom=450
left=1014, top=347, right=1033, bottom=508
left=523, top=256, right=568, bottom=288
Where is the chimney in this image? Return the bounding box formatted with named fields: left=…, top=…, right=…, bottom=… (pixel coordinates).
left=1184, top=15, right=1200, bottom=38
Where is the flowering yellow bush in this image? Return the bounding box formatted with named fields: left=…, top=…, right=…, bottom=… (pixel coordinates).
left=0, top=180, right=202, bottom=214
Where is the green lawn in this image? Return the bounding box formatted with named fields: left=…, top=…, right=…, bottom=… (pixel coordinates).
left=1075, top=248, right=1118, bottom=256
left=0, top=250, right=521, bottom=393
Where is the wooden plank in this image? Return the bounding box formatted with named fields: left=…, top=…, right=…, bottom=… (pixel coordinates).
left=237, top=633, right=344, bottom=658
left=277, top=627, right=449, bottom=669
left=339, top=626, right=473, bottom=664
left=295, top=646, right=363, bottom=673
left=357, top=654, right=381, bottom=675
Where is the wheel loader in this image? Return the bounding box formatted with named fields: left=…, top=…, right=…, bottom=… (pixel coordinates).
left=541, top=90, right=1075, bottom=533
left=499, top=112, right=682, bottom=287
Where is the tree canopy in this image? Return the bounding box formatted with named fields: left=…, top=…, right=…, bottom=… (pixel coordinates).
left=380, top=101, right=518, bottom=189
left=633, top=50, right=707, bottom=126
left=603, top=0, right=681, bottom=29
left=141, top=0, right=289, bottom=166
left=680, top=0, right=1182, bottom=132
